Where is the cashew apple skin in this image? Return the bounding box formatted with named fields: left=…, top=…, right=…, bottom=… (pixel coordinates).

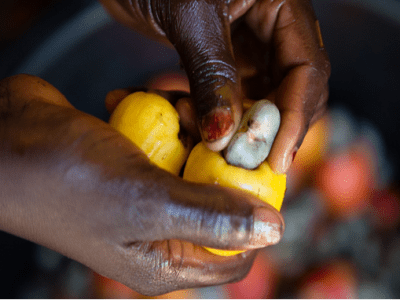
left=183, top=142, right=286, bottom=256
left=109, top=91, right=190, bottom=175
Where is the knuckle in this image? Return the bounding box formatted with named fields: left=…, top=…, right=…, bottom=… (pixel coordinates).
left=304, top=58, right=331, bottom=86
left=192, top=59, right=237, bottom=87
left=319, top=57, right=332, bottom=79
left=143, top=240, right=185, bottom=296
left=312, top=54, right=332, bottom=81
left=189, top=59, right=238, bottom=114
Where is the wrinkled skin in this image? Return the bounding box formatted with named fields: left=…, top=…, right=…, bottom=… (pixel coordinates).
left=100, top=0, right=331, bottom=173
left=1, top=0, right=330, bottom=295
left=0, top=75, right=283, bottom=296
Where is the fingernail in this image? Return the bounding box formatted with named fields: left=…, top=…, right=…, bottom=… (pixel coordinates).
left=201, top=107, right=234, bottom=142
left=249, top=207, right=284, bottom=248
left=276, top=146, right=299, bottom=174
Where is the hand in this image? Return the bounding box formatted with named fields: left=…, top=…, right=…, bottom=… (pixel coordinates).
left=0, top=74, right=284, bottom=296
left=99, top=0, right=331, bottom=174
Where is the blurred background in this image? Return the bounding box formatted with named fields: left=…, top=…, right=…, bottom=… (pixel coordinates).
left=1, top=0, right=400, bottom=298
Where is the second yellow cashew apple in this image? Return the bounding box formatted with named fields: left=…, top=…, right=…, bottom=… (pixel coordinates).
left=183, top=142, right=286, bottom=256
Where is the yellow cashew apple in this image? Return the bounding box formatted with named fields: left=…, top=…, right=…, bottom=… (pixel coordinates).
left=109, top=91, right=190, bottom=175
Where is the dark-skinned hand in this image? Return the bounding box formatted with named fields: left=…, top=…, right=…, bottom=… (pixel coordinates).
left=100, top=0, right=331, bottom=174
left=0, top=74, right=283, bottom=296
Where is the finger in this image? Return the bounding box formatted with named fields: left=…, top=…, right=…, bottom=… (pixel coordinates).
left=228, top=0, right=257, bottom=22
left=117, top=240, right=258, bottom=295
left=2, top=74, right=74, bottom=109
left=246, top=0, right=331, bottom=174
left=175, top=97, right=202, bottom=142
left=309, top=82, right=330, bottom=126
left=105, top=88, right=135, bottom=114
left=267, top=65, right=329, bottom=174
left=129, top=171, right=284, bottom=252
left=157, top=1, right=243, bottom=151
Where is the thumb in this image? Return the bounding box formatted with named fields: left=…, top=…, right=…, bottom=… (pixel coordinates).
left=157, top=0, right=243, bottom=151
left=140, top=174, right=284, bottom=251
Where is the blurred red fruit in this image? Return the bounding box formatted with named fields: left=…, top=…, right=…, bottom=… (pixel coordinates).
left=298, top=260, right=358, bottom=299
left=224, top=252, right=279, bottom=299
left=315, top=146, right=375, bottom=219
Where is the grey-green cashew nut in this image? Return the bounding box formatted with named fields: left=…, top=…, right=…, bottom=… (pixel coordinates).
left=223, top=100, right=280, bottom=170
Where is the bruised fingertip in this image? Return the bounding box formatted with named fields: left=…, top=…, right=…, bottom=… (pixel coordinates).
left=200, top=106, right=242, bottom=151
left=201, top=107, right=234, bottom=140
